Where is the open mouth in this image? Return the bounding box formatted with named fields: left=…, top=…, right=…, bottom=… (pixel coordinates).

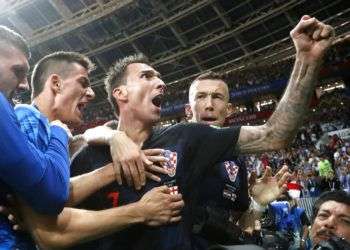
left=77, top=103, right=86, bottom=114
left=152, top=94, right=164, bottom=108
left=201, top=117, right=217, bottom=122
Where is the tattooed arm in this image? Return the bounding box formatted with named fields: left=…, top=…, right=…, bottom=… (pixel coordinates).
left=236, top=15, right=334, bottom=154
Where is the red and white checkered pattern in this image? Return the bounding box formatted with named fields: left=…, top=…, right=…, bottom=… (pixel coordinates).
left=162, top=150, right=177, bottom=177
left=224, top=161, right=239, bottom=182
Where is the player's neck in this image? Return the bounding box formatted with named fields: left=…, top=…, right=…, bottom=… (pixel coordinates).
left=33, top=96, right=55, bottom=121
left=117, top=115, right=152, bottom=146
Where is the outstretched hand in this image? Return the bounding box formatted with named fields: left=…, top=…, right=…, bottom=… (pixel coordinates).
left=250, top=165, right=291, bottom=206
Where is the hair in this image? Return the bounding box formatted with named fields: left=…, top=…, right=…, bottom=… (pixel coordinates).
left=104, top=53, right=149, bottom=115
left=0, top=25, right=30, bottom=59
left=103, top=119, right=118, bottom=130
left=31, top=51, right=95, bottom=99
left=311, top=190, right=350, bottom=222
left=189, top=71, right=229, bottom=103
left=193, top=71, right=227, bottom=83
left=277, top=191, right=293, bottom=201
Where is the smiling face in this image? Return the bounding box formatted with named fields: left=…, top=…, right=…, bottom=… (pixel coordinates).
left=188, top=79, right=232, bottom=127
left=311, top=200, right=350, bottom=246
left=118, top=63, right=166, bottom=124
left=0, top=46, right=29, bottom=100
left=54, top=62, right=95, bottom=126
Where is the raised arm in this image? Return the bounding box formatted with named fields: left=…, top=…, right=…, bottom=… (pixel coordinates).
left=236, top=16, right=334, bottom=154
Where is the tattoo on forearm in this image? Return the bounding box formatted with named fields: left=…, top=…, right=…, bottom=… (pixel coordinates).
left=237, top=58, right=323, bottom=154
left=267, top=59, right=322, bottom=141
left=267, top=60, right=320, bottom=142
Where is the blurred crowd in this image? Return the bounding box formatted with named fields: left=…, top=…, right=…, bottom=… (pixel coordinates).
left=81, top=40, right=350, bottom=126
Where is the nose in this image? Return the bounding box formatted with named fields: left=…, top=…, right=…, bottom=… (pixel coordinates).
left=156, top=79, right=166, bottom=94
left=86, top=87, right=95, bottom=100
left=204, top=96, right=214, bottom=111
left=323, top=215, right=336, bottom=230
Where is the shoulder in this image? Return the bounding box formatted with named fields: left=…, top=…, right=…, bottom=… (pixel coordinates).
left=14, top=104, right=41, bottom=121
left=151, top=122, right=199, bottom=136
left=168, top=122, right=239, bottom=133
left=15, top=104, right=38, bottom=114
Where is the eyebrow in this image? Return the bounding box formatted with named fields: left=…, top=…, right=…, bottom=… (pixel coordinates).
left=78, top=76, right=91, bottom=87
left=140, top=70, right=161, bottom=78
left=196, top=91, right=224, bottom=96
left=319, top=209, right=350, bottom=219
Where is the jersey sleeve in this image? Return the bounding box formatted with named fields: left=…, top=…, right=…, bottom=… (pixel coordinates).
left=0, top=92, right=70, bottom=214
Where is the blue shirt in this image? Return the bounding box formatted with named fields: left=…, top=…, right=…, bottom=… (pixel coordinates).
left=269, top=201, right=305, bottom=233
left=15, top=104, right=51, bottom=151
left=0, top=93, right=70, bottom=249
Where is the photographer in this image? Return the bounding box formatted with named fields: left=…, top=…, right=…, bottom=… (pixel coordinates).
left=310, top=190, right=350, bottom=250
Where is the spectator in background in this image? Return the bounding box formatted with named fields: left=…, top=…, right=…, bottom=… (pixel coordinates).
left=318, top=155, right=334, bottom=180
left=338, top=159, right=350, bottom=192
left=287, top=170, right=304, bottom=199
left=310, top=190, right=350, bottom=249
left=305, top=170, right=321, bottom=198
left=318, top=154, right=338, bottom=193
left=269, top=192, right=310, bottom=250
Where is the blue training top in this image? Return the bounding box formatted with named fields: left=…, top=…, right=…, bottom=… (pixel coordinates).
left=0, top=93, right=70, bottom=248
left=0, top=93, right=70, bottom=214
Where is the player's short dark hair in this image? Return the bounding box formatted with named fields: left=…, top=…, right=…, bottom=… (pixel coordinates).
left=31, top=51, right=95, bottom=99
left=189, top=71, right=229, bottom=103
left=104, top=53, right=149, bottom=115
left=0, top=25, right=30, bottom=58
left=311, top=190, right=350, bottom=222
left=192, top=71, right=227, bottom=84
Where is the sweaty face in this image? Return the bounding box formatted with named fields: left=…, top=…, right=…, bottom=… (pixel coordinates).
left=54, top=63, right=95, bottom=126
left=189, top=79, right=231, bottom=127
left=123, top=63, right=166, bottom=124
left=0, top=46, right=29, bottom=100
left=311, top=201, right=350, bottom=246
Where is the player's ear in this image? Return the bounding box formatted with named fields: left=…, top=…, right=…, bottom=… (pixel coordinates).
left=226, top=103, right=233, bottom=118
left=113, top=85, right=128, bottom=102
left=49, top=74, right=62, bottom=95
left=185, top=103, right=193, bottom=120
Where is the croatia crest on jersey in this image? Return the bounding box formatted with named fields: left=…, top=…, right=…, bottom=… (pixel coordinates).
left=162, top=150, right=177, bottom=177
left=224, top=161, right=239, bottom=182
